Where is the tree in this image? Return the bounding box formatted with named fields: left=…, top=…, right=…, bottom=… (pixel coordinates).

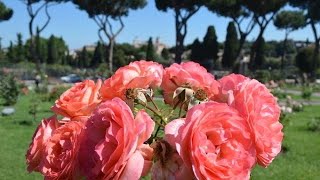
left=190, top=38, right=203, bottom=61
left=91, top=41, right=104, bottom=67
left=250, top=36, right=266, bottom=70
left=296, top=47, right=320, bottom=74
left=161, top=48, right=170, bottom=60
left=290, top=0, right=320, bottom=77
left=203, top=25, right=218, bottom=63
left=222, top=22, right=239, bottom=69
left=78, top=47, right=89, bottom=68
left=72, top=0, right=147, bottom=73
left=0, top=1, right=13, bottom=22
left=274, top=10, right=305, bottom=71
left=146, top=37, right=155, bottom=60
left=242, top=0, right=287, bottom=70
left=155, top=0, right=205, bottom=63
left=19, top=0, right=68, bottom=71
left=6, top=41, right=16, bottom=62
left=47, top=35, right=58, bottom=64
left=206, top=0, right=255, bottom=60
left=16, top=33, right=25, bottom=62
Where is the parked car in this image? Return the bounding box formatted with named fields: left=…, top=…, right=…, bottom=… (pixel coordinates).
left=60, top=74, right=82, bottom=83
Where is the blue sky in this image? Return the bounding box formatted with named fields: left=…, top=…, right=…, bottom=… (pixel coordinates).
left=0, top=0, right=315, bottom=50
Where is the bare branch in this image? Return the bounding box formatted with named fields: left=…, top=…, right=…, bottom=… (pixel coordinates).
left=38, top=3, right=51, bottom=33
left=33, top=2, right=47, bottom=18
left=114, top=17, right=124, bottom=38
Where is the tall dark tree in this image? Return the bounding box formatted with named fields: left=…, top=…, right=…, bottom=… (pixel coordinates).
left=242, top=0, right=287, bottom=70
left=222, top=22, right=239, bottom=69
left=72, top=0, right=147, bottom=73
left=146, top=37, right=155, bottom=60
left=250, top=36, right=266, bottom=70
left=161, top=48, right=170, bottom=60
left=16, top=33, right=25, bottom=62
left=203, top=25, right=218, bottom=62
left=190, top=38, right=203, bottom=61
left=274, top=10, right=305, bottom=71
left=91, top=41, right=104, bottom=67
left=155, top=0, right=205, bottom=63
left=47, top=35, right=58, bottom=64
left=6, top=41, right=16, bottom=62
left=78, top=47, right=89, bottom=68
left=0, top=1, right=13, bottom=22
left=206, top=0, right=255, bottom=60
left=290, top=0, right=320, bottom=77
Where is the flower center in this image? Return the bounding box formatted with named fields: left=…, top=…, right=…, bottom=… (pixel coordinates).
left=195, top=89, right=207, bottom=101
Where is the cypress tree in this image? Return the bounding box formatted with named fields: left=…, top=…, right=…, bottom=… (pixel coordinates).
left=222, top=22, right=239, bottom=69
left=47, top=35, right=58, bottom=64
left=91, top=41, right=104, bottom=67
left=190, top=38, right=203, bottom=61
left=146, top=37, right=155, bottom=60
left=161, top=48, right=170, bottom=60
left=16, top=33, right=25, bottom=62
left=203, top=25, right=218, bottom=61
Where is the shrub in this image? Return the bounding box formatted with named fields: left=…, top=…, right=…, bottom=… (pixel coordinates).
left=307, top=117, right=320, bottom=132
left=254, top=70, right=271, bottom=83
left=301, top=86, right=312, bottom=101
left=48, top=85, right=71, bottom=102
left=0, top=75, right=20, bottom=105
left=46, top=64, right=73, bottom=77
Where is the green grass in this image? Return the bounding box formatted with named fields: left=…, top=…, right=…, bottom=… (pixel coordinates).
left=1, top=94, right=320, bottom=179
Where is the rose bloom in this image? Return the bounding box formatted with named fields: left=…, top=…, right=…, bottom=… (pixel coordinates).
left=79, top=98, right=155, bottom=179
left=218, top=74, right=283, bottom=167
left=40, top=120, right=85, bottom=179
left=161, top=61, right=219, bottom=105
left=100, top=60, right=163, bottom=100
left=51, top=79, right=102, bottom=119
left=165, top=102, right=256, bottom=180
left=26, top=116, right=59, bottom=172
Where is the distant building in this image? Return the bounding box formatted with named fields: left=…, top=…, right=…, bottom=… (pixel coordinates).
left=132, top=37, right=168, bottom=55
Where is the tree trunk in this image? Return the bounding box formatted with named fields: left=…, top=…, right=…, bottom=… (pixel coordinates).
left=108, top=39, right=114, bottom=73
left=310, top=20, right=319, bottom=79
left=281, top=32, right=289, bottom=72
left=236, top=33, right=247, bottom=59
left=174, top=9, right=184, bottom=64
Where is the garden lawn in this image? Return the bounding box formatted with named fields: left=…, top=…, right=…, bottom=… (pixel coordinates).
left=0, top=94, right=320, bottom=179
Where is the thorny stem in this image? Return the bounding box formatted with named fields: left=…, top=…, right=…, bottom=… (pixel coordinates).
left=136, top=100, right=166, bottom=128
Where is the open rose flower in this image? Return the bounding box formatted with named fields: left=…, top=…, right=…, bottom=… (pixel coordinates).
left=26, top=116, right=59, bottom=172
left=217, top=74, right=283, bottom=167
left=51, top=79, right=102, bottom=120
left=161, top=62, right=219, bottom=106
left=79, top=98, right=155, bottom=179
left=40, top=121, right=84, bottom=179
left=165, top=102, right=256, bottom=179
left=222, top=75, right=283, bottom=167
left=100, top=60, right=163, bottom=100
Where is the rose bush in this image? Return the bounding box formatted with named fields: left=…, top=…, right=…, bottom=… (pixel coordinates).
left=26, top=60, right=283, bottom=180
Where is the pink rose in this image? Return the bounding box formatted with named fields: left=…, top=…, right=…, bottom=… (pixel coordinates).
left=79, top=98, right=155, bottom=179
left=231, top=77, right=283, bottom=167
left=165, top=102, right=256, bottom=180
left=40, top=121, right=84, bottom=179
left=51, top=79, right=102, bottom=119
left=217, top=74, right=283, bottom=167
left=100, top=60, right=163, bottom=100
left=26, top=116, right=59, bottom=172
left=212, top=73, right=249, bottom=104
left=161, top=61, right=219, bottom=105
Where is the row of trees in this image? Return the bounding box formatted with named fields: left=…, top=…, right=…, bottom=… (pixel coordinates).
left=1, top=0, right=320, bottom=76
